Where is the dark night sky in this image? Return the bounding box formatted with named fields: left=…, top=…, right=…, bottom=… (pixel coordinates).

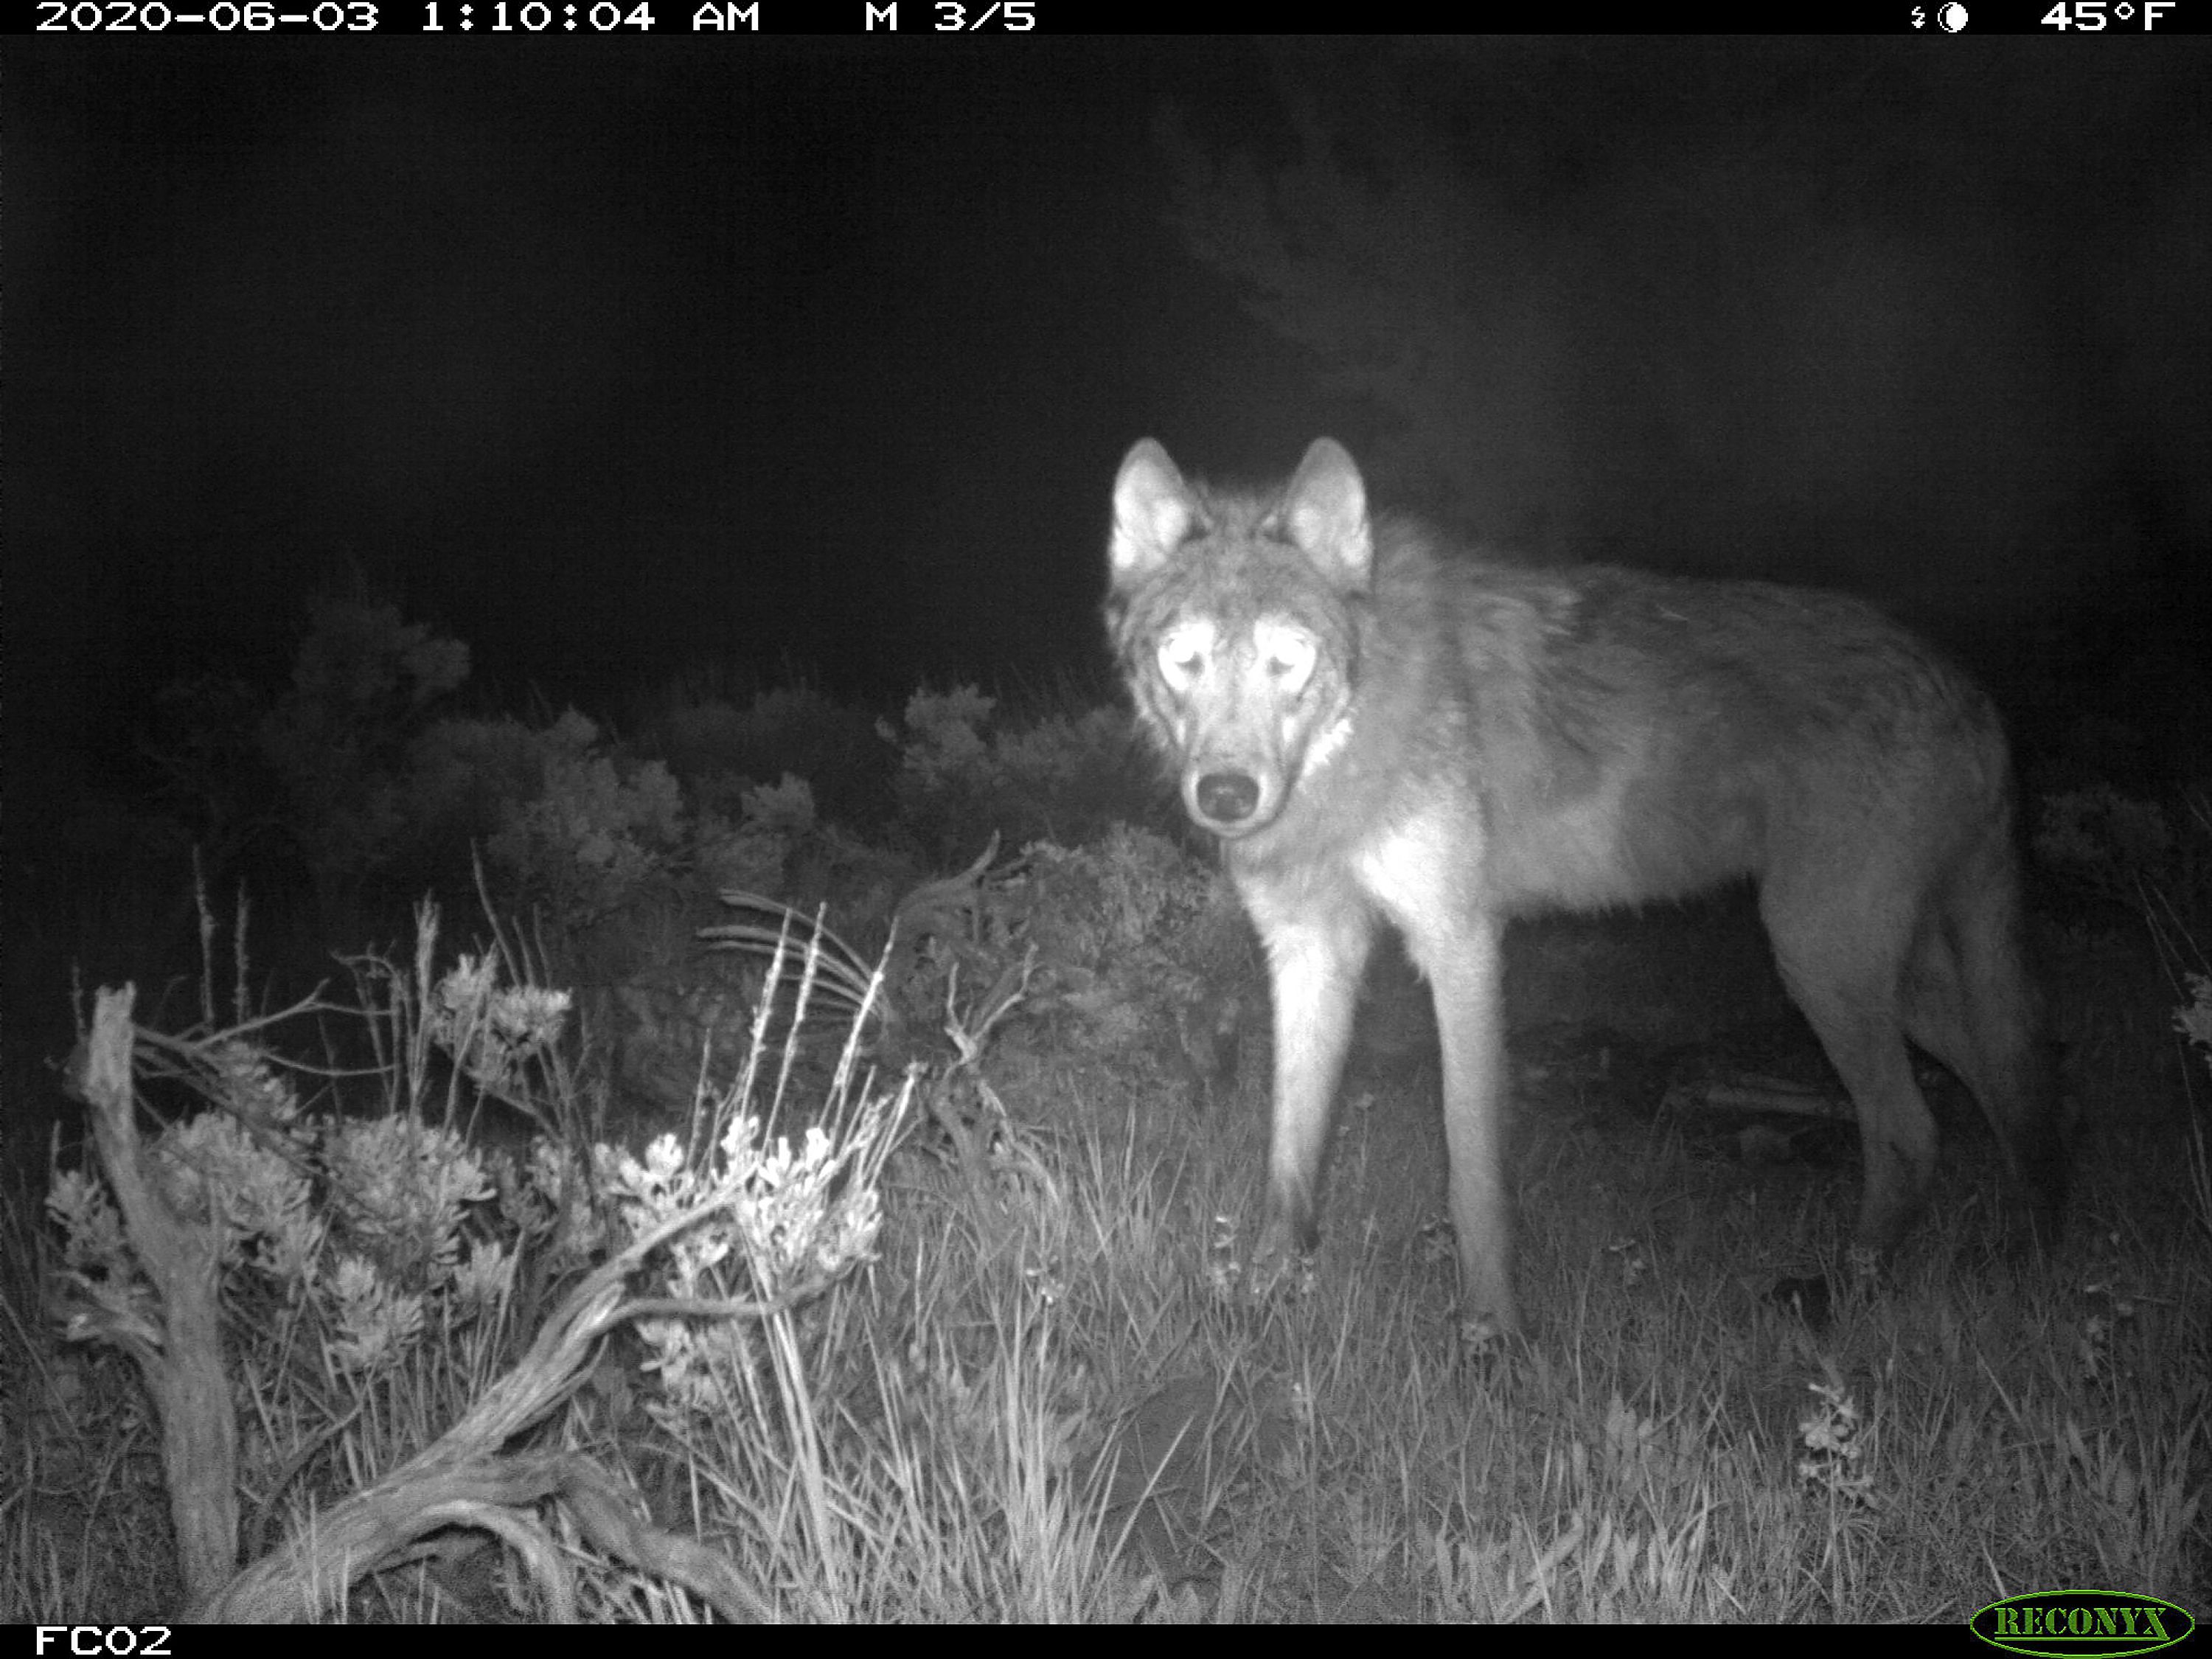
left=6, top=37, right=2209, bottom=787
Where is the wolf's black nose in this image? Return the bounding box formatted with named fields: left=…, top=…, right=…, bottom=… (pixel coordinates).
left=1194, top=772, right=1260, bottom=825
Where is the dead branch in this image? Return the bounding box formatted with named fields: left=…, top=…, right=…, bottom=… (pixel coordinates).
left=77, top=985, right=242, bottom=1606
left=185, top=1174, right=804, bottom=1621
left=1660, top=1077, right=1852, bottom=1122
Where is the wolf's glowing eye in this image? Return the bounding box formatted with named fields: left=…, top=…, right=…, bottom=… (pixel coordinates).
left=1158, top=625, right=1212, bottom=686
left=1256, top=627, right=1317, bottom=689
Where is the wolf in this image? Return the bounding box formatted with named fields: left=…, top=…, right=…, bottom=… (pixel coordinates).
left=1105, top=437, right=2063, bottom=1338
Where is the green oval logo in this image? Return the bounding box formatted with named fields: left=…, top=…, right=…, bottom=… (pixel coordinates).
left=1971, top=1590, right=2195, bottom=1658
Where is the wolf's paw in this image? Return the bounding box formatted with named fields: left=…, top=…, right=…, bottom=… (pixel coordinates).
left=1240, top=1216, right=1318, bottom=1303
left=1244, top=1240, right=1318, bottom=1302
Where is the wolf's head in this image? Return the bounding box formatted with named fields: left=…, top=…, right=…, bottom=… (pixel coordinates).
left=1104, top=439, right=1370, bottom=841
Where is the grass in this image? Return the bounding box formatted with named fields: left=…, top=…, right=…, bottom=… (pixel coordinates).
left=1, top=875, right=2205, bottom=1622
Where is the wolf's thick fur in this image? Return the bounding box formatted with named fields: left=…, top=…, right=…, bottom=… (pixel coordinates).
left=1105, top=437, right=2062, bottom=1335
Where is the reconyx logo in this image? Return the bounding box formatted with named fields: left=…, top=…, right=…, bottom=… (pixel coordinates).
left=1972, top=1590, right=2194, bottom=1657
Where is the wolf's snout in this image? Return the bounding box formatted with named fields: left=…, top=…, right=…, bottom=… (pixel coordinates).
left=1194, top=771, right=1261, bottom=826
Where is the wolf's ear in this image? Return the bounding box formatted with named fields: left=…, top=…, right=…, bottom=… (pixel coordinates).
left=1110, top=439, right=1196, bottom=580
left=1283, top=439, right=1371, bottom=585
